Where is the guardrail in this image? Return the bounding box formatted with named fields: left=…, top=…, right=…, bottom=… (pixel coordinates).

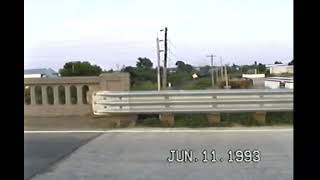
left=92, top=89, right=293, bottom=115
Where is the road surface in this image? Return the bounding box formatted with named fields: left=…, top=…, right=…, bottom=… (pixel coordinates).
left=25, top=127, right=293, bottom=180
left=24, top=133, right=101, bottom=180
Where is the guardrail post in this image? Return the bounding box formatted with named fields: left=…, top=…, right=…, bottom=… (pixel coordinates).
left=160, top=113, right=174, bottom=126
left=211, top=95, right=217, bottom=108
left=253, top=112, right=266, bottom=125
left=207, top=113, right=221, bottom=125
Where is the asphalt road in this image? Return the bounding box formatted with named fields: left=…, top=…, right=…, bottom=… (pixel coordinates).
left=24, top=133, right=101, bottom=180
left=26, top=128, right=293, bottom=180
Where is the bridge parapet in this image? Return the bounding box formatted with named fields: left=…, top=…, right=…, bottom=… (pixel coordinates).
left=24, top=73, right=130, bottom=117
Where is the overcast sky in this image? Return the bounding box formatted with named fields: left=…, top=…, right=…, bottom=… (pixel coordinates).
left=24, top=0, right=293, bottom=71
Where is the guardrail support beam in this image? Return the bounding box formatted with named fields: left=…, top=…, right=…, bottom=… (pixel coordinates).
left=160, top=113, right=175, bottom=126
left=253, top=112, right=267, bottom=125
left=207, top=113, right=221, bottom=125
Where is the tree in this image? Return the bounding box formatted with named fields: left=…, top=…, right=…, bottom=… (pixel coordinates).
left=102, top=68, right=114, bottom=73
left=136, top=57, right=153, bottom=69
left=175, top=61, right=185, bottom=67
left=59, top=61, right=102, bottom=76
left=121, top=58, right=157, bottom=87
left=257, top=63, right=267, bottom=73
left=288, top=59, right=294, bottom=65
left=121, top=66, right=137, bottom=86
left=175, top=60, right=193, bottom=73
left=274, top=61, right=283, bottom=64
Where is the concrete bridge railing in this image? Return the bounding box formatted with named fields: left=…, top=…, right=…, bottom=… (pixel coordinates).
left=24, top=73, right=130, bottom=117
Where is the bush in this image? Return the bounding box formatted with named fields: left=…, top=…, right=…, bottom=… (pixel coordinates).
left=134, top=112, right=293, bottom=127
left=266, top=112, right=293, bottom=125
left=221, top=113, right=257, bottom=126
left=218, top=79, right=253, bottom=89
left=185, top=78, right=212, bottom=90
left=136, top=114, right=163, bottom=127
left=131, top=81, right=158, bottom=90
left=174, top=114, right=209, bottom=127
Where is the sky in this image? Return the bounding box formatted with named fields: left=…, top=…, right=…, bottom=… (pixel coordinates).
left=24, top=0, right=293, bottom=71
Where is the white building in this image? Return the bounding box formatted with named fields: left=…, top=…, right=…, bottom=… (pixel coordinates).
left=24, top=68, right=59, bottom=78
left=264, top=77, right=293, bottom=89
left=266, top=64, right=293, bottom=75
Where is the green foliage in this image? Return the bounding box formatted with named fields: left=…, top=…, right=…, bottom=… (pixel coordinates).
left=174, top=114, right=209, bottom=127
left=121, top=57, right=157, bottom=89
left=175, top=60, right=194, bottom=73
left=274, top=61, right=283, bottom=64
left=288, top=59, right=293, bottom=65
left=217, top=79, right=253, bottom=89
left=168, top=71, right=193, bottom=88
left=133, top=112, right=293, bottom=127
left=136, top=57, right=153, bottom=69
left=257, top=63, right=267, bottom=73
left=221, top=113, right=256, bottom=126
left=184, top=77, right=212, bottom=90
left=131, top=81, right=157, bottom=90
left=167, top=60, right=196, bottom=89
left=59, top=61, right=102, bottom=76
left=266, top=112, right=293, bottom=125
left=103, top=69, right=114, bottom=73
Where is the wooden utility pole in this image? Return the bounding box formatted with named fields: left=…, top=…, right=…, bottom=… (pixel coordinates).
left=220, top=57, right=224, bottom=80
left=162, top=27, right=168, bottom=89
left=206, top=54, right=216, bottom=88
left=156, top=37, right=161, bottom=91
left=224, top=65, right=230, bottom=89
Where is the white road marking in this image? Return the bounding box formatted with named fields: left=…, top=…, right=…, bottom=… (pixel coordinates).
left=24, top=128, right=293, bottom=133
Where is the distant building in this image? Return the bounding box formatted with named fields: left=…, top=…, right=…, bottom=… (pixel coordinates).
left=167, top=67, right=177, bottom=73
left=24, top=68, right=59, bottom=78
left=242, top=74, right=266, bottom=89
left=264, top=77, right=293, bottom=89
left=266, top=64, right=293, bottom=75
left=242, top=74, right=265, bottom=78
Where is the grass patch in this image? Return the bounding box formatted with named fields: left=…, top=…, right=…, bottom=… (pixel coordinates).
left=221, top=113, right=257, bottom=126
left=135, top=114, right=163, bottom=127
left=135, top=112, right=293, bottom=127
left=266, top=112, right=293, bottom=125
left=174, top=114, right=209, bottom=127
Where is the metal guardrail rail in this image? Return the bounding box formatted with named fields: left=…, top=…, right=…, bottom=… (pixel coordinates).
left=92, top=89, right=293, bottom=115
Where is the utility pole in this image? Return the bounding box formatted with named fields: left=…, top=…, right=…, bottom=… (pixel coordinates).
left=215, top=61, right=219, bottom=83
left=207, top=54, right=216, bottom=88
left=220, top=57, right=224, bottom=81
left=224, top=64, right=230, bottom=89
left=156, top=37, right=161, bottom=91
left=163, top=27, right=168, bottom=89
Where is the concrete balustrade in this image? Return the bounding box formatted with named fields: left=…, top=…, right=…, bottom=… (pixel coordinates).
left=53, top=86, right=59, bottom=105
left=24, top=73, right=131, bottom=117
left=65, top=85, right=71, bottom=105
left=30, top=86, right=36, bottom=105
left=41, top=86, right=47, bottom=105
left=77, top=85, right=83, bottom=105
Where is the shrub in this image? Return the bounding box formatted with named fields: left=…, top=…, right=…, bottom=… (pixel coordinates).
left=131, top=81, right=157, bottom=90
left=218, top=79, right=253, bottom=89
